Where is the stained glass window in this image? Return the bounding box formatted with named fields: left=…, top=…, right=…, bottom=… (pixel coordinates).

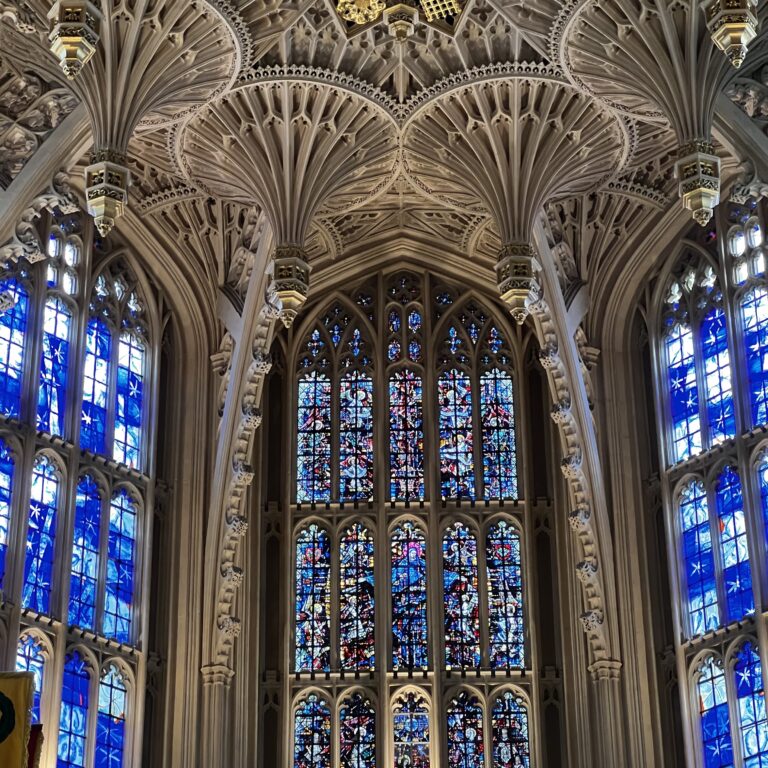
left=697, top=656, right=733, bottom=768
left=0, top=437, right=14, bottom=590
left=96, top=665, right=127, bottom=768
left=103, top=489, right=137, bottom=644
left=758, top=454, right=768, bottom=556
left=700, top=308, right=735, bottom=444
left=69, top=474, right=102, bottom=630
left=297, top=372, right=332, bottom=503
left=340, top=524, right=375, bottom=670
left=442, top=523, right=480, bottom=669
left=391, top=522, right=428, bottom=670
left=480, top=367, right=517, bottom=500
left=389, top=371, right=424, bottom=501
left=58, top=651, right=90, bottom=768
left=23, top=454, right=59, bottom=614
left=37, top=296, right=72, bottom=436
left=16, top=633, right=45, bottom=723
left=114, top=332, right=144, bottom=469
left=0, top=278, right=28, bottom=418
left=714, top=466, right=753, bottom=623
left=741, top=286, right=768, bottom=427
left=340, top=692, right=376, bottom=768
left=80, top=318, right=112, bottom=455
left=487, top=521, right=525, bottom=669
left=295, top=524, right=331, bottom=671
left=734, top=641, right=768, bottom=766
left=438, top=369, right=475, bottom=499
left=492, top=691, right=531, bottom=768
left=666, top=323, right=702, bottom=462
left=679, top=480, right=719, bottom=636
left=294, top=693, right=331, bottom=768
left=446, top=691, right=484, bottom=768
left=393, top=692, right=430, bottom=768
left=339, top=372, right=374, bottom=501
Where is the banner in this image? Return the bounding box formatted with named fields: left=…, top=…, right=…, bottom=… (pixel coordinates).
left=0, top=672, right=34, bottom=768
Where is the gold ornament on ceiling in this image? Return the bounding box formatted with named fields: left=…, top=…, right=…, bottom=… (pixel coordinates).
left=336, top=0, right=461, bottom=25
left=48, top=0, right=100, bottom=79
left=705, top=0, right=759, bottom=68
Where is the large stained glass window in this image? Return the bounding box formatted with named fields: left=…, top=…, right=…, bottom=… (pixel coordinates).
left=294, top=693, right=331, bottom=768
left=297, top=372, right=332, bottom=504
left=339, top=372, right=374, bottom=501
left=391, top=522, right=428, bottom=671
left=58, top=651, right=91, bottom=768
left=438, top=368, right=475, bottom=499
left=734, top=641, right=768, bottom=766
left=0, top=437, right=14, bottom=589
left=80, top=318, right=112, bottom=455
left=697, top=656, right=733, bottom=768
left=714, top=466, right=753, bottom=623
left=480, top=366, right=517, bottom=500
left=339, top=524, right=375, bottom=671
left=741, top=285, right=768, bottom=428
left=96, top=665, right=127, bottom=768
left=37, top=296, right=72, bottom=436
left=492, top=691, right=531, bottom=768
left=678, top=480, right=719, bottom=637
left=443, top=523, right=480, bottom=669
left=339, top=692, right=376, bottom=768
left=666, top=323, right=701, bottom=463
left=103, top=489, right=137, bottom=644
left=446, top=691, right=484, bottom=768
left=114, top=332, right=144, bottom=469
left=700, top=308, right=734, bottom=444
left=487, top=521, right=525, bottom=669
left=393, top=692, right=430, bottom=768
left=23, top=454, right=60, bottom=614
left=69, top=474, right=102, bottom=630
left=295, top=524, right=331, bottom=672
left=758, top=453, right=768, bottom=556
left=16, top=632, right=45, bottom=723
left=389, top=370, right=424, bottom=501
left=0, top=277, right=29, bottom=419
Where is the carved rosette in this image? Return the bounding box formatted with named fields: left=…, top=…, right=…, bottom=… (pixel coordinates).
left=675, top=140, right=721, bottom=226
left=580, top=609, right=604, bottom=633
left=85, top=151, right=130, bottom=236
left=48, top=0, right=100, bottom=79
left=705, top=0, right=759, bottom=68
left=568, top=505, right=592, bottom=532
left=496, top=243, right=542, bottom=324
left=271, top=246, right=310, bottom=328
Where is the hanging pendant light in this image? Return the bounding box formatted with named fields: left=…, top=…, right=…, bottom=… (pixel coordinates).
left=48, top=0, right=100, bottom=79
left=705, top=0, right=758, bottom=68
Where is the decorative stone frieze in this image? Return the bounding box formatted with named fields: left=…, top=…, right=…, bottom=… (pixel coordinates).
left=580, top=609, right=604, bottom=633
left=550, top=398, right=572, bottom=425
left=576, top=558, right=599, bottom=585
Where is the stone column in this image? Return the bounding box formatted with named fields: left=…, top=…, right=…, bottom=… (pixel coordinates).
left=200, top=663, right=235, bottom=767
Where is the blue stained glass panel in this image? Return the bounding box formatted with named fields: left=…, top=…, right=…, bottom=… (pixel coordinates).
left=0, top=279, right=28, bottom=418
left=16, top=634, right=45, bottom=723
left=679, top=480, right=719, bottom=636
left=23, top=455, right=59, bottom=614
left=103, top=489, right=137, bottom=644
left=487, top=521, right=525, bottom=669
left=734, top=642, right=768, bottom=767
left=295, top=524, right=331, bottom=671
left=698, top=656, right=734, bottom=768
left=294, top=694, right=331, bottom=768
left=37, top=296, right=71, bottom=436
left=0, top=437, right=14, bottom=591
left=114, top=333, right=144, bottom=469
left=69, top=475, right=102, bottom=630
left=480, top=368, right=517, bottom=500
left=742, top=286, right=768, bottom=427
left=666, top=323, right=702, bottom=462
left=297, top=372, right=332, bottom=503
left=339, top=373, right=374, bottom=501
left=389, top=371, right=424, bottom=501
left=58, top=651, right=90, bottom=768
left=340, top=692, right=376, bottom=768
left=81, top=318, right=112, bottom=455
left=392, top=522, right=428, bottom=670
left=715, top=466, right=754, bottom=623
left=701, top=308, right=735, bottom=444
left=340, top=524, right=375, bottom=670
left=393, top=692, right=430, bottom=768
left=758, top=456, right=768, bottom=562
left=95, top=666, right=127, bottom=768
left=443, top=523, right=480, bottom=669
left=492, top=692, right=531, bottom=768
left=438, top=369, right=475, bottom=499
left=447, top=692, right=484, bottom=768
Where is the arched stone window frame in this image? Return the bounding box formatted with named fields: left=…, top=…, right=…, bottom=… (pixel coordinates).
left=336, top=685, right=381, bottom=767
left=58, top=642, right=100, bottom=768
left=15, top=625, right=54, bottom=730
left=389, top=685, right=434, bottom=768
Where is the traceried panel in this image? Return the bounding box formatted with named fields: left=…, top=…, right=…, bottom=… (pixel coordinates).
left=393, top=691, right=430, bottom=768
left=104, top=489, right=138, bottom=644
left=80, top=318, right=111, bottom=455
left=294, top=693, right=331, bottom=768
left=492, top=691, right=531, bottom=767
left=69, top=474, right=102, bottom=630
left=339, top=692, right=376, bottom=768
left=58, top=651, right=91, bottom=768
left=388, top=370, right=424, bottom=501
left=96, top=665, right=127, bottom=768
left=37, top=295, right=72, bottom=436
left=16, top=632, right=45, bottom=723
left=697, top=656, right=733, bottom=768
left=0, top=275, right=29, bottom=418
left=0, top=437, right=14, bottom=590
left=339, top=523, right=375, bottom=671
left=446, top=691, right=484, bottom=767
left=295, top=524, right=331, bottom=672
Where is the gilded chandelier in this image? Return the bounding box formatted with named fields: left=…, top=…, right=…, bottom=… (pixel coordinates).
left=336, top=0, right=461, bottom=25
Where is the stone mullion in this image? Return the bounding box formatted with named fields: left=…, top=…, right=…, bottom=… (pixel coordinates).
left=477, top=518, right=491, bottom=671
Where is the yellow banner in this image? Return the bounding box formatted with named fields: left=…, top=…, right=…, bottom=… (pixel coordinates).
left=0, top=672, right=34, bottom=768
